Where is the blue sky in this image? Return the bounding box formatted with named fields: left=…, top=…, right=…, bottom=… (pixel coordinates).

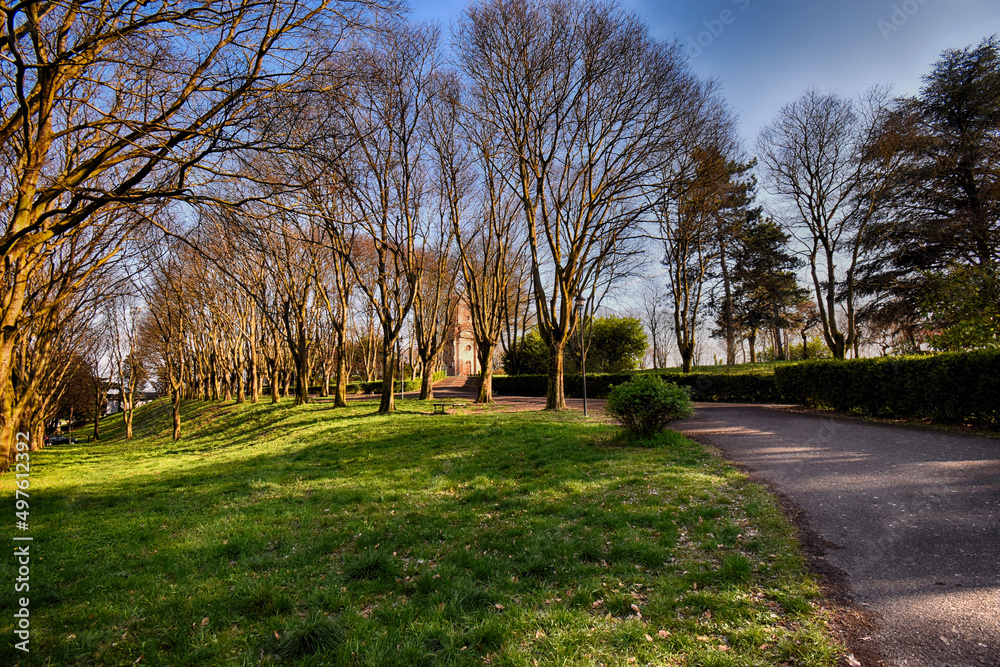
left=406, top=0, right=1000, bottom=144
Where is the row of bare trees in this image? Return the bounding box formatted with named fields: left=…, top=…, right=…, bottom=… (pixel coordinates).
left=0, top=0, right=399, bottom=464
left=10, top=0, right=914, bottom=468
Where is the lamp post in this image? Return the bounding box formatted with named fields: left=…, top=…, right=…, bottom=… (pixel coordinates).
left=574, top=293, right=588, bottom=417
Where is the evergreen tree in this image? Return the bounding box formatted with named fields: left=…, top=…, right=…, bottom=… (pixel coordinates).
left=859, top=36, right=1000, bottom=350
left=730, top=217, right=807, bottom=362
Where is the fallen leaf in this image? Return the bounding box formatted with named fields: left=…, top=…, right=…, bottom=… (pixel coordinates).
left=657, top=630, right=670, bottom=639
left=201, top=617, right=209, bottom=627
left=644, top=634, right=654, bottom=642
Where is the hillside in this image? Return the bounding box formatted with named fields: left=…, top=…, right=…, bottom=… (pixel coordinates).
left=1, top=399, right=842, bottom=666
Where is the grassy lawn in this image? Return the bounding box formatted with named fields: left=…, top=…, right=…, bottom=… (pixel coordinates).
left=2, top=399, right=842, bottom=666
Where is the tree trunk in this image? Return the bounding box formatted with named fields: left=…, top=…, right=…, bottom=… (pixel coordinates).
left=419, top=362, right=434, bottom=400
left=335, top=343, right=348, bottom=408
left=378, top=344, right=396, bottom=414
left=0, top=383, right=14, bottom=469
left=679, top=343, right=694, bottom=374
left=236, top=369, right=245, bottom=404
left=249, top=337, right=260, bottom=403
left=294, top=337, right=309, bottom=407
left=125, top=407, right=134, bottom=440
left=772, top=309, right=785, bottom=361
left=719, top=241, right=736, bottom=365
left=748, top=331, right=757, bottom=364
left=476, top=341, right=495, bottom=404
left=172, top=390, right=182, bottom=440
left=270, top=363, right=280, bottom=404
left=545, top=342, right=566, bottom=410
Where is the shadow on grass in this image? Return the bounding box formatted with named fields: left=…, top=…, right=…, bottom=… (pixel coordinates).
left=0, top=399, right=841, bottom=667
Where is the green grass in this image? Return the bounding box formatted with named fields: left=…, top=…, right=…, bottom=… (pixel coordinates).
left=1, top=398, right=842, bottom=666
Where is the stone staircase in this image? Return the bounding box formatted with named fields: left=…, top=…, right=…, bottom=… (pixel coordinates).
left=432, top=375, right=480, bottom=399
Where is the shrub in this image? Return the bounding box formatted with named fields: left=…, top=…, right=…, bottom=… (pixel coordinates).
left=773, top=350, right=1000, bottom=426
left=501, top=329, right=550, bottom=375
left=491, top=370, right=780, bottom=403
left=662, top=372, right=781, bottom=403
left=568, top=316, right=649, bottom=374
left=606, top=376, right=693, bottom=438
left=492, top=373, right=635, bottom=398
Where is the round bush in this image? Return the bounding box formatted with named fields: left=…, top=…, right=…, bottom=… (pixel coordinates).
left=606, top=376, right=693, bottom=438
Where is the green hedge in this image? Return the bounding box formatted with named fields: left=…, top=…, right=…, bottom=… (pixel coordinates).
left=341, top=371, right=446, bottom=396
left=774, top=351, right=1000, bottom=426
left=492, top=372, right=780, bottom=403
left=663, top=373, right=781, bottom=403
left=344, top=379, right=423, bottom=394
left=492, top=373, right=633, bottom=398
left=494, top=351, right=1000, bottom=426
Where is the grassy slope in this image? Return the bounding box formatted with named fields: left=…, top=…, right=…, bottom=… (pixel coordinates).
left=1, top=399, right=841, bottom=666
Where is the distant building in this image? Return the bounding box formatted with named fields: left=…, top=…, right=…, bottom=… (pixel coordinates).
left=105, top=388, right=159, bottom=415
left=442, top=301, right=479, bottom=376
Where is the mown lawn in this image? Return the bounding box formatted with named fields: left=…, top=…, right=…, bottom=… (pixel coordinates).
left=1, top=399, right=843, bottom=666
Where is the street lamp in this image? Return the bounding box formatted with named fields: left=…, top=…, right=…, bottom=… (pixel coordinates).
left=574, top=293, right=588, bottom=417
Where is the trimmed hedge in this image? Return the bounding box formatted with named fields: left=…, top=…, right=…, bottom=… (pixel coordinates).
left=662, top=373, right=780, bottom=403
left=494, top=351, right=1000, bottom=427
left=492, top=372, right=780, bottom=403
left=492, top=373, right=633, bottom=398
left=774, top=351, right=1000, bottom=426
left=347, top=371, right=448, bottom=395
left=346, top=379, right=423, bottom=394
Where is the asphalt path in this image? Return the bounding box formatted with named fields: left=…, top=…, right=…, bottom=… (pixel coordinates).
left=677, top=404, right=1000, bottom=667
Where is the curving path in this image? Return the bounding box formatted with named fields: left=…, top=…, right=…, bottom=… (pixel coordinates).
left=677, top=403, right=1000, bottom=666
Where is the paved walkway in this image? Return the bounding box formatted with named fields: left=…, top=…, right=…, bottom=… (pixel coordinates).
left=350, top=383, right=1000, bottom=663
left=677, top=403, right=1000, bottom=667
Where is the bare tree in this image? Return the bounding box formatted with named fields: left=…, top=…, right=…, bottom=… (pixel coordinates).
left=3, top=216, right=124, bottom=460
left=456, top=0, right=700, bottom=408
left=0, top=0, right=391, bottom=464
left=330, top=22, right=442, bottom=413
left=639, top=278, right=674, bottom=370
left=425, top=73, right=528, bottom=403
left=757, top=88, right=898, bottom=359
left=651, top=89, right=743, bottom=374
left=140, top=234, right=193, bottom=440
left=106, top=292, right=147, bottom=440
